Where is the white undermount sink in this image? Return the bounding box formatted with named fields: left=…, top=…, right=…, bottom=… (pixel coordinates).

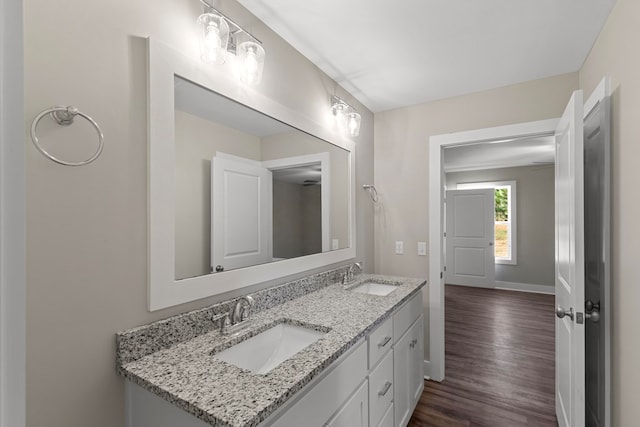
left=213, top=322, right=327, bottom=374
left=351, top=282, right=398, bottom=296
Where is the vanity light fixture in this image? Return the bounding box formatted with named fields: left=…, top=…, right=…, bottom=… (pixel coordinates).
left=198, top=0, right=266, bottom=85
left=331, top=96, right=361, bottom=137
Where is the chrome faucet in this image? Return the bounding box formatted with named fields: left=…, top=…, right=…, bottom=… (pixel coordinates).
left=342, top=262, right=363, bottom=286
left=221, top=295, right=255, bottom=335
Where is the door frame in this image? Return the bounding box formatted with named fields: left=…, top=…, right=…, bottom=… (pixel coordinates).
left=427, top=119, right=558, bottom=381
left=582, top=77, right=611, bottom=427
left=216, top=151, right=332, bottom=253
left=0, top=0, right=26, bottom=424
left=262, top=152, right=331, bottom=252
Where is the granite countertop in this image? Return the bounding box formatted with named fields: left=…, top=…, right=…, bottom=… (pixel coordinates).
left=118, top=274, right=426, bottom=427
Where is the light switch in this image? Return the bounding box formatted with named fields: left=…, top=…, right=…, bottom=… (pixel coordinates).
left=395, top=241, right=404, bottom=255
left=418, top=242, right=427, bottom=256
left=332, top=239, right=339, bottom=250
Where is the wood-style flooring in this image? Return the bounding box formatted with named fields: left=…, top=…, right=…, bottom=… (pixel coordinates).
left=408, top=285, right=557, bottom=427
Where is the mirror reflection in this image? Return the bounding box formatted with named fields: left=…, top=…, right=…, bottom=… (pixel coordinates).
left=174, top=77, right=350, bottom=280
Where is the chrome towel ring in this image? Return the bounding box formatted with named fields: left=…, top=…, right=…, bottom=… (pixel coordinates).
left=363, top=184, right=379, bottom=203
left=30, top=105, right=104, bottom=166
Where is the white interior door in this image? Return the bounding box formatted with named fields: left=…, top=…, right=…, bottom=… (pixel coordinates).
left=555, top=90, right=585, bottom=427
left=445, top=189, right=495, bottom=286
left=211, top=156, right=272, bottom=272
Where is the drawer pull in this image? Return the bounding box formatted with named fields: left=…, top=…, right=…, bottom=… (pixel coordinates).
left=378, top=336, right=392, bottom=348
left=378, top=381, right=392, bottom=397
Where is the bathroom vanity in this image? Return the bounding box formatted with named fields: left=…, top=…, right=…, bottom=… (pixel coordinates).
left=127, top=37, right=426, bottom=427
left=117, top=267, right=426, bottom=427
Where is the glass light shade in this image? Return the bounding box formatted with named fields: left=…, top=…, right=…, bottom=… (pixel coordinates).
left=197, top=12, right=230, bottom=65
left=238, top=41, right=266, bottom=85
left=348, top=112, right=361, bottom=137
left=332, top=102, right=349, bottom=129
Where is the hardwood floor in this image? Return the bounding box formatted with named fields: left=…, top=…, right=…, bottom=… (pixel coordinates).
left=408, top=285, right=557, bottom=427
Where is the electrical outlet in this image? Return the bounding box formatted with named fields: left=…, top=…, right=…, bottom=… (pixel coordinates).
left=418, top=242, right=427, bottom=256
left=332, top=239, right=339, bottom=250
left=395, top=241, right=404, bottom=255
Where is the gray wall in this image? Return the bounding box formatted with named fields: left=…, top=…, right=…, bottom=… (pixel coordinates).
left=175, top=110, right=261, bottom=279
left=374, top=72, right=580, bottom=372
left=446, top=165, right=555, bottom=288
left=273, top=181, right=321, bottom=258
left=24, top=0, right=374, bottom=426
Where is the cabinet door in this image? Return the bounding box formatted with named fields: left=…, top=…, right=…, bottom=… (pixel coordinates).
left=409, top=315, right=425, bottom=408
left=325, top=380, right=368, bottom=427
left=393, top=315, right=424, bottom=427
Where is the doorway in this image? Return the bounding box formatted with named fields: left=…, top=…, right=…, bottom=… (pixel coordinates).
left=434, top=128, right=559, bottom=425
left=427, top=79, right=611, bottom=427
left=428, top=118, right=559, bottom=382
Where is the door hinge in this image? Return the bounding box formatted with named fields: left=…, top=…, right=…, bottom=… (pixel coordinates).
left=444, top=232, right=446, bottom=237
left=440, top=272, right=443, bottom=279
left=444, top=266, right=447, bottom=271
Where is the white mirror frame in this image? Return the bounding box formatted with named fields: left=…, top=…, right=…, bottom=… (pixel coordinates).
left=147, top=38, right=356, bottom=311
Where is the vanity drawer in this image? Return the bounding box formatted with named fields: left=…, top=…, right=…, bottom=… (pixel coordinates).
left=393, top=290, right=423, bottom=342
left=368, top=316, right=393, bottom=369
left=368, top=350, right=394, bottom=427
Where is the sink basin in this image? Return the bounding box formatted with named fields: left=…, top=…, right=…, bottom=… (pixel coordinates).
left=213, top=322, right=327, bottom=374
left=351, top=282, right=398, bottom=296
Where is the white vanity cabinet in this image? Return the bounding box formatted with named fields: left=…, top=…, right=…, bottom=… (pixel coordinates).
left=324, top=380, right=369, bottom=427
left=366, top=289, right=424, bottom=427
left=392, top=290, right=425, bottom=427
left=393, top=314, right=424, bottom=427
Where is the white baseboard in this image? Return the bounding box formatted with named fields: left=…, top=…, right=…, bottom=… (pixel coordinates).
left=494, top=281, right=555, bottom=295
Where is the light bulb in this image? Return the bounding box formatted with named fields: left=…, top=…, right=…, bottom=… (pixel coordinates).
left=198, top=13, right=229, bottom=65
left=204, top=22, right=222, bottom=61
left=205, top=23, right=221, bottom=49
left=238, top=41, right=265, bottom=86
left=348, top=112, right=361, bottom=137
left=245, top=46, right=259, bottom=84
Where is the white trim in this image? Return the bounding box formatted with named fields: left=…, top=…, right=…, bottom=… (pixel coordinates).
left=428, top=118, right=558, bottom=382
left=0, top=0, right=26, bottom=424
left=422, top=359, right=431, bottom=380
left=148, top=38, right=356, bottom=311
left=262, top=152, right=331, bottom=252
left=494, top=281, right=555, bottom=294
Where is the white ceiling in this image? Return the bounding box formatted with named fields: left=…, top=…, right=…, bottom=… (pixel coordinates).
left=238, top=0, right=616, bottom=112
left=443, top=135, right=556, bottom=173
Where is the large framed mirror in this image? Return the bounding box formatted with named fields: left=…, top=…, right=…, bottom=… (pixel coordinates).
left=148, top=38, right=356, bottom=311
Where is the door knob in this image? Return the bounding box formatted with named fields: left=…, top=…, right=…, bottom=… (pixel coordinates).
left=585, top=300, right=601, bottom=323
left=556, top=306, right=574, bottom=321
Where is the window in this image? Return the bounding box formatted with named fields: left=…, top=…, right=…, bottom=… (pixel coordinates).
left=457, top=180, right=517, bottom=265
